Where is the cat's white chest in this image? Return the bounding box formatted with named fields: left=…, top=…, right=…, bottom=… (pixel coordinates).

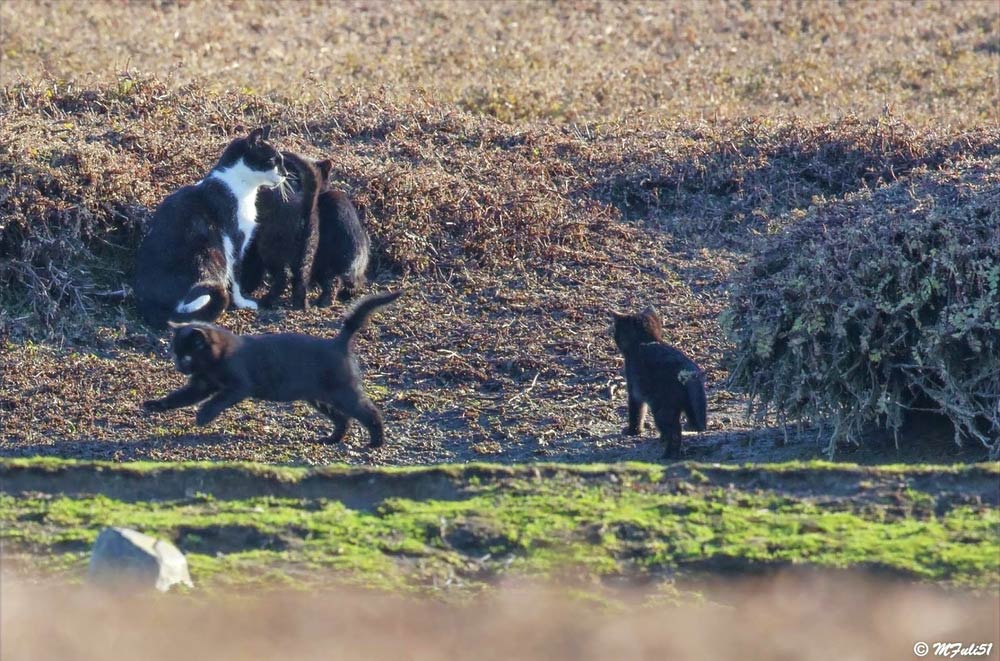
left=234, top=195, right=259, bottom=257
left=209, top=159, right=264, bottom=257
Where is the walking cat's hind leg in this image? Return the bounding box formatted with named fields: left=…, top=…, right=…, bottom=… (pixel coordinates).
left=311, top=401, right=351, bottom=444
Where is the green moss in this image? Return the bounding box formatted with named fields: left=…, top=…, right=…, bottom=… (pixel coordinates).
left=4, top=457, right=994, bottom=486
left=2, top=463, right=997, bottom=597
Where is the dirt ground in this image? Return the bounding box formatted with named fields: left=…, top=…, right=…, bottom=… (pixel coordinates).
left=2, top=248, right=989, bottom=467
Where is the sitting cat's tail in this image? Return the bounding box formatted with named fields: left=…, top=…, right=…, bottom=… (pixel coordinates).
left=683, top=371, right=708, bottom=432
left=339, top=269, right=368, bottom=301
left=173, top=283, right=229, bottom=323
left=334, top=290, right=403, bottom=347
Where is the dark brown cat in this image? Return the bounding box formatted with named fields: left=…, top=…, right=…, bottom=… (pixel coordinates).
left=611, top=307, right=708, bottom=458
left=241, top=157, right=370, bottom=308
left=143, top=290, right=403, bottom=446
left=243, top=151, right=322, bottom=309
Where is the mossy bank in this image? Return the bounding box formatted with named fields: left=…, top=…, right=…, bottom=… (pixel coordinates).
left=2, top=459, right=997, bottom=599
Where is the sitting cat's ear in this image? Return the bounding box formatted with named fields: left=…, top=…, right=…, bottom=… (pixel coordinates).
left=316, top=159, right=333, bottom=182
left=247, top=127, right=264, bottom=145
left=261, top=125, right=272, bottom=141
left=641, top=305, right=658, bottom=318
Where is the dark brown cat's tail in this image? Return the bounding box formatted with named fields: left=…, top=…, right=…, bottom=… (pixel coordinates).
left=683, top=371, right=708, bottom=432
left=334, top=290, right=403, bottom=346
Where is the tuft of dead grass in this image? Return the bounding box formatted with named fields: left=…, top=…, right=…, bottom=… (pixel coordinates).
left=723, top=157, right=1000, bottom=457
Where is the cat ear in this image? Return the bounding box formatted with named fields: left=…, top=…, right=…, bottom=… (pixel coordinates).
left=641, top=305, right=658, bottom=318
left=316, top=159, right=333, bottom=181
left=187, top=326, right=210, bottom=349
left=261, top=125, right=272, bottom=141
left=610, top=311, right=626, bottom=321
left=247, top=127, right=264, bottom=145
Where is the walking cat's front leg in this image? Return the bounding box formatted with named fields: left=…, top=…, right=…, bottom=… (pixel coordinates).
left=195, top=387, right=250, bottom=426
left=625, top=393, right=647, bottom=436
left=144, top=377, right=217, bottom=412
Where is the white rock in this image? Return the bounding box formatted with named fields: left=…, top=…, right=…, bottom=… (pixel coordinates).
left=88, top=527, right=194, bottom=592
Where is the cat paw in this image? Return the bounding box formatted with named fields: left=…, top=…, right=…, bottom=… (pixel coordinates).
left=233, top=298, right=259, bottom=311
left=314, top=295, right=333, bottom=308
left=622, top=426, right=641, bottom=437
left=195, top=408, right=216, bottom=426
left=143, top=399, right=165, bottom=413
left=661, top=445, right=683, bottom=460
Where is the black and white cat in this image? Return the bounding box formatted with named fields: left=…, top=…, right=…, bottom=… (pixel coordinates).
left=135, top=126, right=286, bottom=329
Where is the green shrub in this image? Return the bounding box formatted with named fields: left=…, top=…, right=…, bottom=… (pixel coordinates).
left=722, top=158, right=1000, bottom=457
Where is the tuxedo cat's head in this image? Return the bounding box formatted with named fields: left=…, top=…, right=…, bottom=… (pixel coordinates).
left=167, top=321, right=235, bottom=374
left=212, top=126, right=287, bottom=190
left=611, top=306, right=663, bottom=353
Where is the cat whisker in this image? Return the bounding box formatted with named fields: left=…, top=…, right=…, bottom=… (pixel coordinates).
left=277, top=176, right=293, bottom=202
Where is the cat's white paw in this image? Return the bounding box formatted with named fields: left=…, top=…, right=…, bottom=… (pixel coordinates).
left=234, top=297, right=258, bottom=311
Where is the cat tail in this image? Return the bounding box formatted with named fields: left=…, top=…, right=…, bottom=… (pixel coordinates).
left=173, top=283, right=229, bottom=323
left=347, top=234, right=370, bottom=287
left=683, top=371, right=708, bottom=432
left=339, top=268, right=368, bottom=301
left=334, top=290, right=403, bottom=346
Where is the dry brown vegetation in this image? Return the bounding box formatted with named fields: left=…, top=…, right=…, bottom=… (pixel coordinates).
left=0, top=1, right=998, bottom=463
left=2, top=0, right=997, bottom=127
left=726, top=158, right=1000, bottom=455
left=4, top=573, right=999, bottom=661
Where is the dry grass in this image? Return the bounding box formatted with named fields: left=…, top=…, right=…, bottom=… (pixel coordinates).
left=2, top=0, right=997, bottom=127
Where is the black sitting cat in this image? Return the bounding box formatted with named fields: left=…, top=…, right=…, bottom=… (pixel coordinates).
left=244, top=151, right=322, bottom=309
left=611, top=307, right=708, bottom=458
left=143, top=290, right=402, bottom=447
left=135, top=126, right=286, bottom=329
left=241, top=156, right=370, bottom=308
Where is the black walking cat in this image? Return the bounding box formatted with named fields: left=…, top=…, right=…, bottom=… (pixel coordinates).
left=143, top=290, right=403, bottom=446
left=611, top=307, right=708, bottom=458
left=241, top=156, right=370, bottom=308
left=135, top=126, right=286, bottom=329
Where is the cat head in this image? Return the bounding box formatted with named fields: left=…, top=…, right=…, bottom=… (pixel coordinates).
left=212, top=126, right=286, bottom=189
left=167, top=321, right=233, bottom=374
left=610, top=306, right=663, bottom=353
